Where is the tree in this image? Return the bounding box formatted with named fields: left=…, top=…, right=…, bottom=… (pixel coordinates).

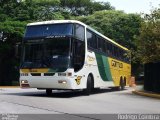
left=0, top=21, right=26, bottom=85
left=135, top=8, right=160, bottom=64
left=0, top=0, right=142, bottom=85
left=59, top=0, right=114, bottom=16
left=76, top=10, right=142, bottom=48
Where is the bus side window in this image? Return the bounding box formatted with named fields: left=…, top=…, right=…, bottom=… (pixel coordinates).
left=106, top=42, right=111, bottom=56
left=87, top=29, right=97, bottom=49
left=97, top=37, right=103, bottom=52
left=75, top=24, right=85, bottom=41
left=102, top=39, right=106, bottom=53
left=87, top=30, right=92, bottom=48
left=119, top=49, right=123, bottom=60
left=73, top=40, right=85, bottom=72
left=122, top=50, right=127, bottom=62
left=109, top=44, right=113, bottom=56
left=114, top=46, right=118, bottom=58
left=105, top=42, right=108, bottom=55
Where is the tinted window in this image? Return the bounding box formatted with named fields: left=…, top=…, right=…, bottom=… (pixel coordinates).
left=25, top=24, right=73, bottom=38
left=97, top=37, right=103, bottom=52
left=21, top=39, right=70, bottom=72
left=106, top=42, right=111, bottom=55
left=119, top=49, right=123, bottom=60
left=73, top=40, right=85, bottom=72
left=87, top=29, right=97, bottom=49
left=75, top=24, right=85, bottom=41
left=102, top=39, right=106, bottom=53
left=98, top=38, right=106, bottom=53
left=113, top=46, right=118, bottom=57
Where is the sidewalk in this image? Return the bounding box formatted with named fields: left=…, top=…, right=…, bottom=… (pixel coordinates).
left=132, top=85, right=160, bottom=99
left=0, top=86, right=20, bottom=88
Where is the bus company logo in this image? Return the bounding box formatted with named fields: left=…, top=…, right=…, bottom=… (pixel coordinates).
left=111, top=60, right=123, bottom=68
left=29, top=69, right=37, bottom=72
left=46, top=35, right=66, bottom=38
left=75, top=76, right=82, bottom=85
left=87, top=55, right=95, bottom=62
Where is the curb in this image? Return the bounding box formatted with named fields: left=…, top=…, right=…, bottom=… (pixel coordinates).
left=132, top=90, right=160, bottom=99
left=0, top=86, right=20, bottom=88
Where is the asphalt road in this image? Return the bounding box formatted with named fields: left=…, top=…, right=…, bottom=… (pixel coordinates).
left=0, top=87, right=160, bottom=120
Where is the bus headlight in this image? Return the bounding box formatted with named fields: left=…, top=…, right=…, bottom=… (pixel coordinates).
left=58, top=73, right=66, bottom=76
left=58, top=80, right=67, bottom=84
left=21, top=80, right=28, bottom=84
left=58, top=72, right=72, bottom=76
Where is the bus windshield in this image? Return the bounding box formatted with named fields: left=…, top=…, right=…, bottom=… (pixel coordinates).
left=21, top=38, right=70, bottom=72
left=24, top=23, right=73, bottom=39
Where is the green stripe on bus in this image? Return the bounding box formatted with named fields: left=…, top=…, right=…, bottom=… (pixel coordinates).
left=95, top=53, right=113, bottom=81
left=102, top=55, right=113, bottom=81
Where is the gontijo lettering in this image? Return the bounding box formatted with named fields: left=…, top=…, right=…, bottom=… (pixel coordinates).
left=111, top=60, right=123, bottom=68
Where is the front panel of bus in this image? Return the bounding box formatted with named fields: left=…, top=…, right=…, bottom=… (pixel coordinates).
left=20, top=23, right=86, bottom=89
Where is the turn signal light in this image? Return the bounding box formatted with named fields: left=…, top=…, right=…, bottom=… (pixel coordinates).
left=20, top=73, right=28, bottom=76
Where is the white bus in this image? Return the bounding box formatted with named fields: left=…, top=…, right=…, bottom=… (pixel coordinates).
left=20, top=20, right=131, bottom=95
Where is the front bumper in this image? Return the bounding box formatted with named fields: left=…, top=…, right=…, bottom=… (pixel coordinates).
left=20, top=76, right=77, bottom=89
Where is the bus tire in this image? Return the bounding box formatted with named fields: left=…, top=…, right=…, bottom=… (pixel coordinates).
left=83, top=75, right=92, bottom=95
left=46, top=89, right=52, bottom=95
left=120, top=78, right=125, bottom=90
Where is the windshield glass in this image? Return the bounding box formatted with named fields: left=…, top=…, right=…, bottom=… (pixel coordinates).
left=24, top=23, right=73, bottom=39
left=21, top=38, right=70, bottom=72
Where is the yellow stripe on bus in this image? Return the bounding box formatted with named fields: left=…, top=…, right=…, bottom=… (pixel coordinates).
left=20, top=68, right=49, bottom=73
left=108, top=57, right=131, bottom=86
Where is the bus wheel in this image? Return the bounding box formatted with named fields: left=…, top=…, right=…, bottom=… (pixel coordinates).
left=120, top=79, right=125, bottom=90
left=83, top=75, right=92, bottom=95
left=46, top=89, right=52, bottom=95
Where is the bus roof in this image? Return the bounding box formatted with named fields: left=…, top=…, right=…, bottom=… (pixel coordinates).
left=27, top=20, right=128, bottom=51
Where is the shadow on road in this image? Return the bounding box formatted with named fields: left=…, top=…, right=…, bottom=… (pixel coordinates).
left=2, top=87, right=127, bottom=98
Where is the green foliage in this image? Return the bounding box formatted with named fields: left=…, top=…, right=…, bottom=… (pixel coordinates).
left=32, top=0, right=60, bottom=6
left=0, top=0, right=114, bottom=84
left=59, top=0, right=114, bottom=16
left=135, top=8, right=160, bottom=64
left=77, top=10, right=142, bottom=49
left=0, top=0, right=115, bottom=43
left=0, top=21, right=27, bottom=39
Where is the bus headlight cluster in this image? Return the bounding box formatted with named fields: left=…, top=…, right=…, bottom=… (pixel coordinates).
left=21, top=80, right=28, bottom=84
left=58, top=72, right=72, bottom=76
left=58, top=73, right=66, bottom=76
left=20, top=73, right=28, bottom=76
left=58, top=80, right=67, bottom=84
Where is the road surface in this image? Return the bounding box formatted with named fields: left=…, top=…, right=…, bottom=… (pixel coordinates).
left=0, top=87, right=160, bottom=120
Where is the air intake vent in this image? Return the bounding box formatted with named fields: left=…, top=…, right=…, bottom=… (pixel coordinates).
left=31, top=73, right=41, bottom=76
left=44, top=73, right=55, bottom=76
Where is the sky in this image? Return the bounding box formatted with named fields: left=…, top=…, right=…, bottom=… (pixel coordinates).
left=96, top=0, right=160, bottom=14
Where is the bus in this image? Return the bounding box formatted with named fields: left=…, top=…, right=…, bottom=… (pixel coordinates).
left=20, top=20, right=131, bottom=95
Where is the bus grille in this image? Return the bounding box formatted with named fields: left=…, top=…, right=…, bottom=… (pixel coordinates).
left=31, top=73, right=41, bottom=76
left=44, top=73, right=55, bottom=76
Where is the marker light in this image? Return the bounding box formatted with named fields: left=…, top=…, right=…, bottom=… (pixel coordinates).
left=20, top=73, right=28, bottom=76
